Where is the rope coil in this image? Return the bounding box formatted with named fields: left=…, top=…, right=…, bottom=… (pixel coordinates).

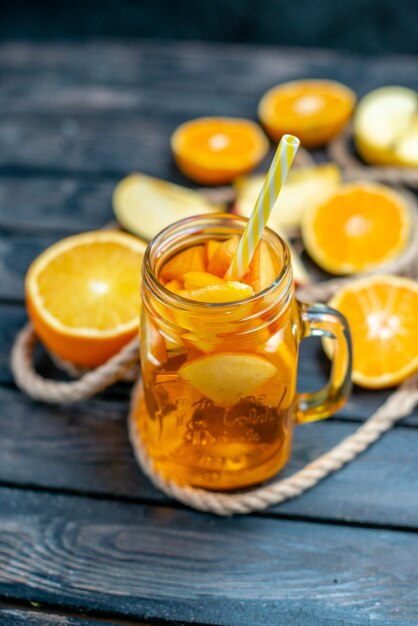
left=10, top=132, right=418, bottom=515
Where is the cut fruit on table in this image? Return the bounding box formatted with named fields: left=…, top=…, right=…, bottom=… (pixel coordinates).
left=179, top=353, right=278, bottom=406
left=26, top=231, right=147, bottom=367
left=302, top=182, right=411, bottom=275
left=171, top=117, right=269, bottom=185
left=258, top=79, right=356, bottom=147
left=234, top=163, right=341, bottom=233
left=354, top=86, right=418, bottom=167
left=113, top=173, right=222, bottom=241
left=327, top=276, right=418, bottom=389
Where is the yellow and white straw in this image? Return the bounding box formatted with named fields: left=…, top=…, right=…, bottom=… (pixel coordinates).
left=227, top=134, right=300, bottom=280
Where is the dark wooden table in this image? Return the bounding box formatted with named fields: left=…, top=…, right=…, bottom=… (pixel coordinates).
left=0, top=40, right=418, bottom=626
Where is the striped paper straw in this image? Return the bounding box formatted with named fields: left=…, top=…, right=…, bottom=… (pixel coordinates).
left=226, top=134, right=300, bottom=280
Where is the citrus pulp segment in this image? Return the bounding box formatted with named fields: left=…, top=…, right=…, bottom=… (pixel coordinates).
left=302, top=182, right=411, bottom=275
left=328, top=275, right=418, bottom=388
left=171, top=117, right=269, bottom=185
left=259, top=80, right=355, bottom=147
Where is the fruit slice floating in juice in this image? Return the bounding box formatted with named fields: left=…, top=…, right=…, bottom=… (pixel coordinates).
left=178, top=353, right=278, bottom=406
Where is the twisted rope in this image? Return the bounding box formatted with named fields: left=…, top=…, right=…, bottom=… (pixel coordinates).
left=11, top=324, right=139, bottom=404
left=128, top=375, right=418, bottom=516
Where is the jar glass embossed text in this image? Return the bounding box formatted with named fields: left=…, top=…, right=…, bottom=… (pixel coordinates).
left=131, top=214, right=352, bottom=491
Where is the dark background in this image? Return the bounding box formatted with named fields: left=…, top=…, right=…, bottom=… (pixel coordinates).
left=1, top=0, right=417, bottom=55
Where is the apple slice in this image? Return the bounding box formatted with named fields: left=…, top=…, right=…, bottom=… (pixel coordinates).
left=181, top=281, right=254, bottom=303
left=142, top=319, right=167, bottom=366
left=165, top=278, right=183, bottom=293
left=242, top=241, right=278, bottom=292
left=179, top=353, right=278, bottom=406
left=354, top=86, right=418, bottom=167
left=207, top=235, right=240, bottom=277
left=160, top=245, right=206, bottom=281
left=234, top=164, right=341, bottom=233
left=113, top=173, right=223, bottom=241
left=205, top=239, right=222, bottom=263
left=183, top=271, right=224, bottom=290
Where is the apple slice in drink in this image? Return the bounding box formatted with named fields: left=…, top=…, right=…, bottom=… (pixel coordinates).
left=179, top=353, right=278, bottom=406
left=242, top=241, right=277, bottom=292
left=205, top=239, right=222, bottom=263
left=142, top=319, right=167, bottom=366
left=160, top=245, right=206, bottom=281
left=207, top=235, right=240, bottom=277
left=181, top=281, right=254, bottom=303
left=183, top=271, right=224, bottom=290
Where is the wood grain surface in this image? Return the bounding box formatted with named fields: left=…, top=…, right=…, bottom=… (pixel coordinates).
left=0, top=604, right=142, bottom=625
left=1, top=487, right=418, bottom=626
left=1, top=40, right=418, bottom=625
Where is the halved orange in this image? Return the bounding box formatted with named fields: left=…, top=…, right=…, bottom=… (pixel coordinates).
left=328, top=276, right=418, bottom=388
left=26, top=231, right=147, bottom=367
left=259, top=79, right=356, bottom=147
left=302, top=182, right=411, bottom=275
left=171, top=117, right=269, bottom=185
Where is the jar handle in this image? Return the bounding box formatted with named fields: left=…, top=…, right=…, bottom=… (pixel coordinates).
left=296, top=303, right=352, bottom=423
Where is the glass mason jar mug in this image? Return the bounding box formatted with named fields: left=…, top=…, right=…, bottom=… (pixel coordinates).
left=131, top=214, right=352, bottom=491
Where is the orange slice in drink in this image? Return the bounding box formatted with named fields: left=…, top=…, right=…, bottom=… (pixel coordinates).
left=171, top=117, right=269, bottom=185
left=179, top=353, right=278, bottom=406
left=26, top=231, right=147, bottom=367
left=259, top=80, right=356, bottom=147
left=328, top=276, right=418, bottom=388
left=302, top=182, right=411, bottom=275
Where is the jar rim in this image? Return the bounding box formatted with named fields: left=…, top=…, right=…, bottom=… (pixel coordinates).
left=143, top=213, right=293, bottom=311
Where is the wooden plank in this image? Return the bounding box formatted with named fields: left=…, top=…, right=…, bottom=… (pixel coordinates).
left=0, top=232, right=65, bottom=302
left=0, top=41, right=417, bottom=104
left=0, top=176, right=116, bottom=232
left=0, top=114, right=184, bottom=179
left=1, top=486, right=418, bottom=625
left=1, top=384, right=418, bottom=527
left=0, top=46, right=415, bottom=178
left=0, top=604, right=141, bottom=625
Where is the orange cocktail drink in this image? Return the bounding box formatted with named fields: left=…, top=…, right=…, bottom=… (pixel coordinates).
left=132, top=214, right=351, bottom=490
